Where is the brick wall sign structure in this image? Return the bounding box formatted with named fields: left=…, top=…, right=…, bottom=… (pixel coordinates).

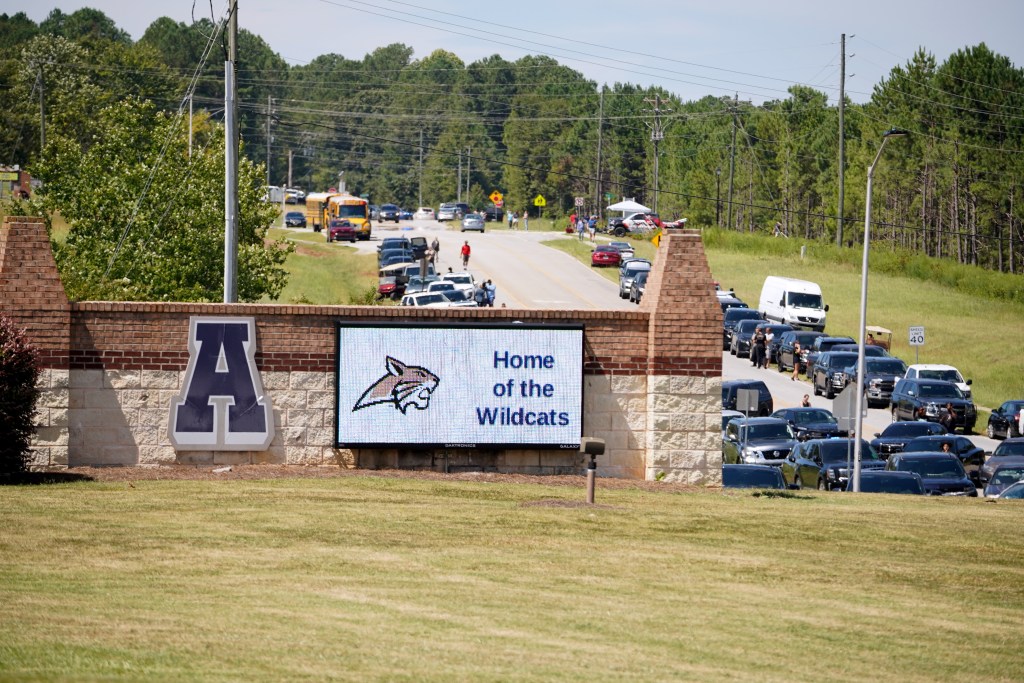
left=1, top=216, right=723, bottom=482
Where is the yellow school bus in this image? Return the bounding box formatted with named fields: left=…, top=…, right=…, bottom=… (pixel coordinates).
left=326, top=194, right=371, bottom=240
left=304, top=192, right=336, bottom=232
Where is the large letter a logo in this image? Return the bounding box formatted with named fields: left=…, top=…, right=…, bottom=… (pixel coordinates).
left=168, top=317, right=275, bottom=451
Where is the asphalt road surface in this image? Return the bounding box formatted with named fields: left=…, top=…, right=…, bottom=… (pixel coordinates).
left=351, top=219, right=634, bottom=310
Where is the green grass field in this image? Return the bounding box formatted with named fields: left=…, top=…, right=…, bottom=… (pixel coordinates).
left=264, top=227, right=381, bottom=305
left=1, top=476, right=1021, bottom=681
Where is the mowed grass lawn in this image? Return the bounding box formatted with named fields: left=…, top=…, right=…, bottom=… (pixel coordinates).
left=1, top=476, right=1022, bottom=682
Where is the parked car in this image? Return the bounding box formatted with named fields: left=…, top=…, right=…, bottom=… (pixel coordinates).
left=729, top=319, right=762, bottom=358
left=804, top=336, right=855, bottom=376
left=721, top=464, right=786, bottom=490
left=481, top=205, right=504, bottom=222
left=997, top=481, right=1024, bottom=499
left=437, top=203, right=459, bottom=221
left=441, top=272, right=475, bottom=293
left=846, top=356, right=909, bottom=407
left=986, top=400, right=1024, bottom=440
left=718, top=296, right=749, bottom=312
left=378, top=237, right=411, bottom=253
left=378, top=204, right=401, bottom=222
left=721, top=410, right=746, bottom=439
left=629, top=271, right=648, bottom=304
left=870, top=421, right=947, bottom=459
left=781, top=438, right=884, bottom=490
left=889, top=378, right=977, bottom=433
left=439, top=289, right=479, bottom=308
left=609, top=241, right=634, bottom=259
left=400, top=292, right=450, bottom=307
left=622, top=212, right=663, bottom=231
left=904, top=364, right=972, bottom=399
left=901, top=434, right=986, bottom=479
left=983, top=463, right=1024, bottom=498
left=403, top=275, right=439, bottom=295
left=413, top=206, right=436, bottom=220
left=377, top=276, right=403, bottom=299
left=461, top=213, right=485, bottom=232
left=378, top=249, right=414, bottom=267
left=884, top=452, right=978, bottom=496
left=722, top=308, right=764, bottom=350
left=426, top=281, right=457, bottom=294
left=326, top=219, right=357, bottom=243
left=618, top=259, right=652, bottom=299
left=284, top=211, right=306, bottom=227
left=776, top=330, right=827, bottom=375
left=398, top=208, right=413, bottom=220
left=764, top=324, right=794, bottom=363
left=591, top=245, right=622, bottom=267
left=722, top=417, right=797, bottom=466
left=770, top=407, right=845, bottom=441
left=810, top=351, right=861, bottom=399
left=978, top=439, right=1024, bottom=486
left=721, top=379, right=773, bottom=416
left=846, top=470, right=925, bottom=495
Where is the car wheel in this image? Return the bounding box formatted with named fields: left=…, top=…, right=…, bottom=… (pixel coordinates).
left=777, top=360, right=784, bottom=373
left=825, top=384, right=834, bottom=400
left=891, top=407, right=899, bottom=422
left=987, top=423, right=996, bottom=439
left=817, top=479, right=828, bottom=491
left=813, top=382, right=821, bottom=397
left=794, top=475, right=803, bottom=490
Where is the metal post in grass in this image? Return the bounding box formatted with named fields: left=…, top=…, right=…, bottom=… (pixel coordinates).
left=580, top=438, right=605, bottom=504
left=853, top=128, right=909, bottom=492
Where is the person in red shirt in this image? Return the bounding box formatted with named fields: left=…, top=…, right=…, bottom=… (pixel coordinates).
left=461, top=241, right=471, bottom=267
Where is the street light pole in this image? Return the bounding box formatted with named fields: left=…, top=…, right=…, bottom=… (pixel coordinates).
left=853, top=128, right=909, bottom=492
left=715, top=168, right=722, bottom=227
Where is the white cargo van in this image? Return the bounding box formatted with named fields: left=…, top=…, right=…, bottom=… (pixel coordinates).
left=758, top=276, right=828, bottom=332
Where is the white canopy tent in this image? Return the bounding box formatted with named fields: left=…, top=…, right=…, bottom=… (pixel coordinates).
left=606, top=199, right=651, bottom=214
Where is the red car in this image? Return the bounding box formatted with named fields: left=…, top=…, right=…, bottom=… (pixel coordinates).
left=327, top=219, right=356, bottom=243
left=591, top=245, right=622, bottom=267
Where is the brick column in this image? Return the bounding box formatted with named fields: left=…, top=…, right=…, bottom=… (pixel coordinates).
left=0, top=216, right=71, bottom=467
left=642, top=228, right=723, bottom=483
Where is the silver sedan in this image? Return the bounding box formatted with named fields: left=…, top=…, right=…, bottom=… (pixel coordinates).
left=460, top=213, right=485, bottom=232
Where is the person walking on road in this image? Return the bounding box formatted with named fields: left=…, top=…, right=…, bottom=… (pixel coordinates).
left=473, top=284, right=486, bottom=307
left=939, top=403, right=957, bottom=433
left=791, top=341, right=802, bottom=381
left=460, top=241, right=471, bottom=268
left=484, top=280, right=496, bottom=307
left=801, top=394, right=811, bottom=407
left=430, top=237, right=440, bottom=264
left=508, top=210, right=515, bottom=229
left=522, top=209, right=529, bottom=231
left=576, top=217, right=586, bottom=241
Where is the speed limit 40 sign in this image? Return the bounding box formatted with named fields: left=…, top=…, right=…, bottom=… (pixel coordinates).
left=908, top=326, right=925, bottom=346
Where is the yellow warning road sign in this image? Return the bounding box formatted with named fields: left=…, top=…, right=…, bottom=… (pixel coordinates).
left=533, top=194, right=546, bottom=207
left=489, top=190, right=503, bottom=204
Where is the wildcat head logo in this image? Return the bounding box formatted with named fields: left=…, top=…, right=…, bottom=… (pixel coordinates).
left=353, top=356, right=440, bottom=414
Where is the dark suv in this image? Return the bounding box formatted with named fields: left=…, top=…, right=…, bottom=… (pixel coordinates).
left=885, top=452, right=978, bottom=496
left=847, top=356, right=908, bottom=407
left=378, top=204, right=401, bottom=222
left=722, top=417, right=796, bottom=466
left=721, top=379, right=773, bottom=416
left=890, top=378, right=977, bottom=433
left=811, top=351, right=860, bottom=399
left=804, top=336, right=855, bottom=376
left=723, top=308, right=764, bottom=350
left=729, top=319, right=762, bottom=358
left=776, top=330, right=826, bottom=374
left=870, top=421, right=947, bottom=459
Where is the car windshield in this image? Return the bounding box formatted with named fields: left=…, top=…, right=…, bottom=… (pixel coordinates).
left=865, top=359, right=907, bottom=374
left=826, top=353, right=859, bottom=367
left=441, top=290, right=471, bottom=302
left=787, top=292, right=823, bottom=309
left=993, top=442, right=1024, bottom=457
left=881, top=423, right=938, bottom=437
left=727, top=310, right=762, bottom=323
left=896, top=457, right=965, bottom=478
left=917, top=382, right=963, bottom=398
left=444, top=274, right=472, bottom=285
left=745, top=424, right=792, bottom=440
left=859, top=475, right=922, bottom=494
left=991, top=468, right=1024, bottom=485
left=918, top=369, right=961, bottom=382
left=610, top=242, right=631, bottom=250
left=791, top=410, right=837, bottom=425
left=465, top=214, right=482, bottom=220
left=819, top=440, right=877, bottom=463
left=625, top=265, right=650, bottom=277
left=413, top=293, right=446, bottom=305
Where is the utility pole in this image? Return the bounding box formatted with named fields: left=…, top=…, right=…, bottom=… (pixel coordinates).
left=224, top=0, right=238, bottom=303
left=727, top=93, right=738, bottom=230
left=595, top=86, right=604, bottom=210
left=418, top=130, right=423, bottom=207
left=466, top=146, right=471, bottom=199
left=37, top=66, right=46, bottom=154
left=457, top=150, right=462, bottom=202
left=287, top=149, right=293, bottom=189
left=265, top=94, right=273, bottom=187
left=643, top=94, right=668, bottom=213
left=837, top=33, right=847, bottom=247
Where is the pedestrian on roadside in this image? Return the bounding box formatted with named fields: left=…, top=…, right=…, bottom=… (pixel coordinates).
left=752, top=326, right=766, bottom=368
left=588, top=215, right=597, bottom=241
left=484, top=279, right=496, bottom=307
left=522, top=209, right=529, bottom=231
left=431, top=237, right=440, bottom=264
left=473, top=284, right=486, bottom=307
left=763, top=328, right=775, bottom=367
left=791, top=341, right=802, bottom=381
left=801, top=394, right=811, bottom=407
left=576, top=217, right=586, bottom=241
left=508, top=210, right=515, bottom=229
left=939, top=403, right=957, bottom=433
left=460, top=241, right=471, bottom=268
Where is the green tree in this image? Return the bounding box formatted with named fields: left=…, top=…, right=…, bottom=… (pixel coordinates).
left=31, top=98, right=291, bottom=302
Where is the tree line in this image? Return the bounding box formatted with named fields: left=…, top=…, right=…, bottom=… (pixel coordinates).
left=2, top=8, right=1023, bottom=285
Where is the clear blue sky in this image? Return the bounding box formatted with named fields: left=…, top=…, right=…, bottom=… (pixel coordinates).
left=8, top=0, right=1024, bottom=104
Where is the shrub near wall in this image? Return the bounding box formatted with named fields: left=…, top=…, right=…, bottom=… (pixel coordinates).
left=0, top=315, right=40, bottom=474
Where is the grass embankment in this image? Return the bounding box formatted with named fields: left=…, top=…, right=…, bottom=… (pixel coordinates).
left=264, top=227, right=379, bottom=305
left=0, top=477, right=1021, bottom=681
left=550, top=228, right=1024, bottom=410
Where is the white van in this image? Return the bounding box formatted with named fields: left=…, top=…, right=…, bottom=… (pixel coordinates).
left=758, top=276, right=828, bottom=332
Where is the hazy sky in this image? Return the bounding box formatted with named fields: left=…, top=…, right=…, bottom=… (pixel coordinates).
left=8, top=0, right=1024, bottom=104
